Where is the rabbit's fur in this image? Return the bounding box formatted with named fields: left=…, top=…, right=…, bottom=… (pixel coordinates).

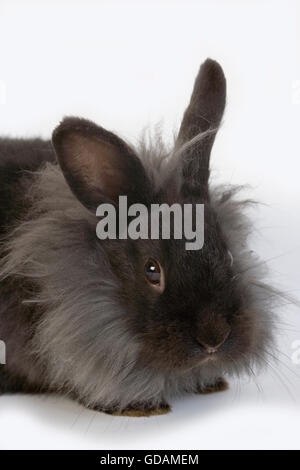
left=0, top=60, right=275, bottom=416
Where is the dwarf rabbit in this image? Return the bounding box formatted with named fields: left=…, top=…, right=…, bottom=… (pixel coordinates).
left=0, top=59, right=275, bottom=416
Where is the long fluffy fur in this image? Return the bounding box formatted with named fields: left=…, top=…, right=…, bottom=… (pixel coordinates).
left=0, top=132, right=278, bottom=410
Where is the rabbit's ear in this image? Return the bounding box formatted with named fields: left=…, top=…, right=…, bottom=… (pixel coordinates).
left=176, top=59, right=226, bottom=196
left=52, top=117, right=151, bottom=211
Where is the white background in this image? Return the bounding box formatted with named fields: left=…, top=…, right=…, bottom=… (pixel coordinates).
left=0, top=0, right=300, bottom=450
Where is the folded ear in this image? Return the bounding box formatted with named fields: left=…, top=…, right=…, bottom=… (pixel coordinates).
left=176, top=59, right=226, bottom=196
left=52, top=117, right=151, bottom=211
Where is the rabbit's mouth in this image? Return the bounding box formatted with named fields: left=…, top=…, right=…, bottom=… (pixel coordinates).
left=198, top=354, right=218, bottom=365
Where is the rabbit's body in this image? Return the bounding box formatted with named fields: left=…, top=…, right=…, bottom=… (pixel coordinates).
left=0, top=60, right=275, bottom=416
left=0, top=138, right=55, bottom=394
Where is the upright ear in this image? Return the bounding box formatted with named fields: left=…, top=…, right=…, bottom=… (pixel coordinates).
left=52, top=117, right=151, bottom=211
left=176, top=59, right=226, bottom=196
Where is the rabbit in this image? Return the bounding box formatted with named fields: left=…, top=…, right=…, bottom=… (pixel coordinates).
left=0, top=59, right=276, bottom=417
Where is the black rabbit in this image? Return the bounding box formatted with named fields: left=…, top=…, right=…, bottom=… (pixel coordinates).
left=0, top=59, right=274, bottom=416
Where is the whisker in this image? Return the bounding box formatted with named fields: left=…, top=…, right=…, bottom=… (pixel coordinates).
left=255, top=352, right=296, bottom=402
left=264, top=348, right=300, bottom=381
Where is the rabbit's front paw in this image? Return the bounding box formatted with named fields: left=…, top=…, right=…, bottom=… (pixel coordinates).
left=108, top=402, right=171, bottom=417
left=196, top=377, right=229, bottom=394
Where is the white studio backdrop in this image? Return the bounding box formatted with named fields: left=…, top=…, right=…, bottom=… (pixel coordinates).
left=0, top=0, right=300, bottom=450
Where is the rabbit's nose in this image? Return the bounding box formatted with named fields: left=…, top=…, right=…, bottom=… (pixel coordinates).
left=196, top=328, right=231, bottom=354
left=197, top=338, right=226, bottom=354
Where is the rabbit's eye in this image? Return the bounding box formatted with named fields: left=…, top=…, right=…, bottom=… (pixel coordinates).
left=145, top=259, right=160, bottom=284
left=144, top=259, right=165, bottom=292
